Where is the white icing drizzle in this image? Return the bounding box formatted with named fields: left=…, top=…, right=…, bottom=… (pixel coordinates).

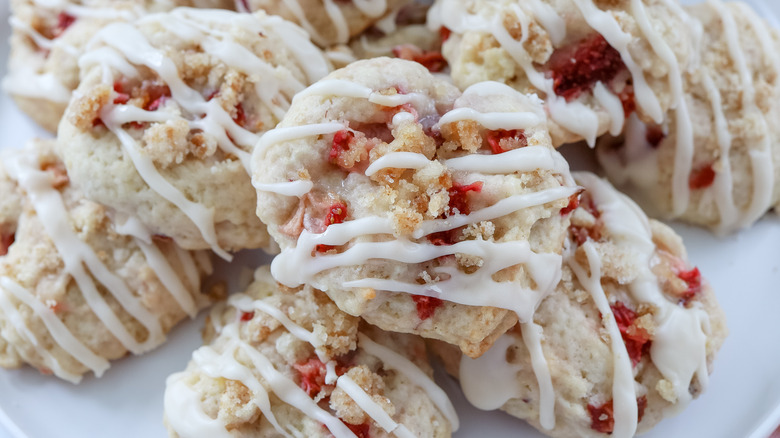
left=364, top=152, right=431, bottom=176
left=592, top=82, right=625, bottom=136
left=5, top=152, right=164, bottom=355
left=166, top=287, right=457, bottom=436
left=566, top=242, right=638, bottom=437
left=444, top=145, right=570, bottom=175
left=253, top=180, right=314, bottom=197
left=459, top=333, right=523, bottom=410
left=573, top=172, right=710, bottom=408
left=0, top=277, right=106, bottom=383
left=81, top=8, right=329, bottom=258
left=164, top=373, right=238, bottom=438
left=358, top=333, right=459, bottom=430
left=437, top=107, right=543, bottom=130
left=520, top=321, right=556, bottom=430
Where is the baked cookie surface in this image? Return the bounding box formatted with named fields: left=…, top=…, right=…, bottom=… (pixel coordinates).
left=0, top=140, right=215, bottom=383
left=57, top=8, right=331, bottom=256
left=164, top=266, right=458, bottom=438
left=252, top=57, right=579, bottom=357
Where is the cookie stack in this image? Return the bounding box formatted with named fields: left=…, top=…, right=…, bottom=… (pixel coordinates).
left=2, top=0, right=776, bottom=436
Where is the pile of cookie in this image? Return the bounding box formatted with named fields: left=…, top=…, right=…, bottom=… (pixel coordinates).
left=2, top=0, right=777, bottom=436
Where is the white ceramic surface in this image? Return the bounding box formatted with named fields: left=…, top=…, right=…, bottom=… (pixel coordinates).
left=0, top=1, right=779, bottom=437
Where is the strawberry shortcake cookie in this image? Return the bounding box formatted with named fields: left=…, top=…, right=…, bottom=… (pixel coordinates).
left=252, top=58, right=579, bottom=358
left=0, top=140, right=216, bottom=383
left=428, top=0, right=698, bottom=147
left=57, top=8, right=331, bottom=258
left=596, top=1, right=780, bottom=234
left=164, top=266, right=458, bottom=438
left=3, top=0, right=234, bottom=132
left=432, top=172, right=727, bottom=438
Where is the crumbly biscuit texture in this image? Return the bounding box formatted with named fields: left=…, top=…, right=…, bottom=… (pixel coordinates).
left=241, top=0, right=414, bottom=47
left=428, top=0, right=697, bottom=146
left=253, top=57, right=578, bottom=357
left=57, top=8, right=331, bottom=255
left=164, top=266, right=457, bottom=438
left=0, top=140, right=215, bottom=383
left=4, top=0, right=233, bottom=132
left=597, top=1, right=780, bottom=234
left=432, top=172, right=727, bottom=438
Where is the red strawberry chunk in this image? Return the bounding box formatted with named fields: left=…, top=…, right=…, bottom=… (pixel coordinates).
left=239, top=311, right=254, bottom=322
left=548, top=34, right=626, bottom=101
left=588, top=400, right=615, bottom=434
left=412, top=295, right=444, bottom=320
left=447, top=181, right=483, bottom=216
left=293, top=358, right=328, bottom=398
left=588, top=396, right=648, bottom=434
left=54, top=12, right=76, bottom=38
left=113, top=82, right=130, bottom=105
left=560, top=193, right=581, bottom=216
left=688, top=164, right=716, bottom=190
left=440, top=27, right=452, bottom=42
left=427, top=229, right=459, bottom=246
left=610, top=301, right=651, bottom=367
left=232, top=102, right=246, bottom=127
left=330, top=130, right=356, bottom=166
left=392, top=44, right=448, bottom=73
left=326, top=202, right=348, bottom=226
left=0, top=231, right=14, bottom=256
left=645, top=124, right=665, bottom=148
left=485, top=129, right=527, bottom=154
left=344, top=421, right=370, bottom=438
left=677, top=267, right=702, bottom=305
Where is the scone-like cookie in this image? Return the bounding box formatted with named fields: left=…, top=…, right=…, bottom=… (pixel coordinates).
left=3, top=0, right=233, bottom=132
left=596, top=1, right=780, bottom=234
left=428, top=0, right=698, bottom=146
left=432, top=172, right=727, bottom=438
left=58, top=8, right=330, bottom=257
left=252, top=58, right=579, bottom=358
left=238, top=0, right=413, bottom=46
left=0, top=140, right=216, bottom=383
left=164, top=266, right=458, bottom=437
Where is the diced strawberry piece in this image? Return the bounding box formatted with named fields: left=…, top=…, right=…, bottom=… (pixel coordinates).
left=548, top=34, right=626, bottom=101
left=330, top=130, right=356, bottom=165
left=326, top=202, right=348, bottom=226
left=293, top=358, right=328, bottom=398
left=427, top=229, right=459, bottom=246
left=0, top=231, right=15, bottom=256
left=113, top=82, right=130, bottom=105
left=618, top=85, right=636, bottom=118
left=676, top=267, right=702, bottom=305
left=560, top=193, right=581, bottom=216
left=610, top=301, right=651, bottom=367
left=54, top=12, right=76, bottom=38
left=141, top=82, right=171, bottom=111
left=239, top=311, right=254, bottom=322
left=447, top=181, right=483, bottom=216
left=645, top=124, right=665, bottom=148
left=485, top=129, right=527, bottom=154
left=440, top=27, right=451, bottom=43
left=637, top=395, right=648, bottom=423
left=392, top=45, right=447, bottom=73
left=689, top=165, right=716, bottom=190
left=588, top=400, right=615, bottom=434
left=232, top=102, right=246, bottom=127
left=588, top=396, right=647, bottom=434
left=344, top=422, right=370, bottom=438
left=412, top=295, right=444, bottom=320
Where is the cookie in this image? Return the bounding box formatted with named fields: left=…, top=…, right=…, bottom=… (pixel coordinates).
left=432, top=172, right=727, bottom=438
left=596, top=1, right=780, bottom=234
left=428, top=0, right=698, bottom=146
left=164, top=266, right=458, bottom=437
left=0, top=140, right=216, bottom=383
left=252, top=57, right=579, bottom=358
left=3, top=0, right=234, bottom=132
left=57, top=8, right=331, bottom=257
left=237, top=0, right=413, bottom=46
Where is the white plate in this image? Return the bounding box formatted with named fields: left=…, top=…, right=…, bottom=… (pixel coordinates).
left=0, top=1, right=779, bottom=437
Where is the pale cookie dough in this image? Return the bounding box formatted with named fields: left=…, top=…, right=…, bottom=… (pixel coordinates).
left=596, top=1, right=780, bottom=234
left=432, top=172, right=727, bottom=438
left=428, top=0, right=698, bottom=146
left=3, top=0, right=234, bottom=132
left=57, top=8, right=331, bottom=257
left=164, top=266, right=458, bottom=438
left=252, top=58, right=579, bottom=358
left=0, top=140, right=217, bottom=383
left=238, top=0, right=414, bottom=47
